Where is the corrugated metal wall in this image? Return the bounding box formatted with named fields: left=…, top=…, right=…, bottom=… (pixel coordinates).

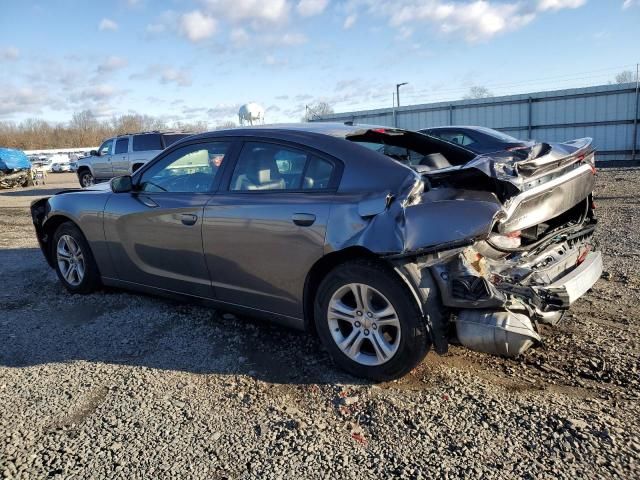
left=312, top=83, right=640, bottom=162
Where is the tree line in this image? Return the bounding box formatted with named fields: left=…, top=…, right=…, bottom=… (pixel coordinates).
left=0, top=111, right=235, bottom=150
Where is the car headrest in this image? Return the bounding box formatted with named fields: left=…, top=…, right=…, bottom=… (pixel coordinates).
left=419, top=153, right=451, bottom=169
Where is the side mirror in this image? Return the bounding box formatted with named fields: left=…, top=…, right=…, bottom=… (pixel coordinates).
left=90, top=150, right=98, bottom=156
left=111, top=175, right=133, bottom=193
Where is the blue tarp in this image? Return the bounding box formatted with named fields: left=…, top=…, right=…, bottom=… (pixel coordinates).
left=0, top=147, right=31, bottom=171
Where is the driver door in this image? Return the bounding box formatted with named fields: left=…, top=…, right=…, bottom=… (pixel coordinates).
left=93, top=138, right=114, bottom=179
left=103, top=140, right=235, bottom=298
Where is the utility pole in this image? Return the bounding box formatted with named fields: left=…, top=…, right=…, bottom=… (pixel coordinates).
left=633, top=63, right=639, bottom=162
left=392, top=92, right=396, bottom=127
left=396, top=82, right=408, bottom=107
left=395, top=82, right=408, bottom=127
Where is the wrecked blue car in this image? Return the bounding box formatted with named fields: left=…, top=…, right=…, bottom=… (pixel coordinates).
left=0, top=147, right=32, bottom=189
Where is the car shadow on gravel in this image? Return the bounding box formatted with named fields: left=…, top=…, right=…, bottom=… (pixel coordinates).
left=0, top=247, right=368, bottom=387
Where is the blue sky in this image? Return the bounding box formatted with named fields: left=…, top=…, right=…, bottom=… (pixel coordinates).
left=0, top=0, right=638, bottom=126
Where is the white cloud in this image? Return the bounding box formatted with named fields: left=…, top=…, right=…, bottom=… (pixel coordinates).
left=180, top=10, right=217, bottom=42
left=146, top=23, right=166, bottom=34
left=0, top=85, right=48, bottom=117
left=202, top=0, right=290, bottom=24
left=130, top=65, right=192, bottom=87
left=98, top=18, right=118, bottom=31
left=297, top=0, right=329, bottom=17
left=276, top=32, right=308, bottom=45
left=82, top=84, right=117, bottom=101
left=230, top=28, right=250, bottom=45
left=0, top=46, right=19, bottom=61
left=623, top=0, right=640, bottom=8
left=160, top=68, right=192, bottom=87
left=343, top=14, right=357, bottom=29
left=537, top=0, right=586, bottom=11
left=347, top=0, right=587, bottom=42
left=97, top=56, right=128, bottom=73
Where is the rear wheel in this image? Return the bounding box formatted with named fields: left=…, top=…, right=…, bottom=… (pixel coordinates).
left=52, top=222, right=101, bottom=294
left=79, top=170, right=94, bottom=187
left=315, top=260, right=430, bottom=381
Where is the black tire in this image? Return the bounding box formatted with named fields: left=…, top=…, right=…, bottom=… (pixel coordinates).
left=314, top=260, right=430, bottom=381
left=131, top=163, right=143, bottom=173
left=52, top=222, right=101, bottom=294
left=79, top=170, right=94, bottom=187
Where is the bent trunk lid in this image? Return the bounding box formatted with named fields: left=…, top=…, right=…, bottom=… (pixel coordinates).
left=424, top=138, right=596, bottom=234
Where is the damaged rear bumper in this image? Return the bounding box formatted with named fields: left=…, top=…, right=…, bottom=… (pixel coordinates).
left=534, top=250, right=602, bottom=307
left=400, top=222, right=601, bottom=358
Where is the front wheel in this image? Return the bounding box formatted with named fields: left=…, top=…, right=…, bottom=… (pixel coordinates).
left=79, top=170, right=94, bottom=187
left=52, top=222, right=101, bottom=294
left=314, top=260, right=430, bottom=381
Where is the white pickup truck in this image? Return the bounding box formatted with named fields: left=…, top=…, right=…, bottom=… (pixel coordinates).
left=76, top=131, right=192, bottom=187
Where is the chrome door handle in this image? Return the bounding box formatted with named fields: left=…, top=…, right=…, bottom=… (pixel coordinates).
left=181, top=213, right=198, bottom=226
left=292, top=213, right=316, bottom=227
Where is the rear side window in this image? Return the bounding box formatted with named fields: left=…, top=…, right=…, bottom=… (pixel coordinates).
left=434, top=130, right=476, bottom=147
left=133, top=134, right=162, bottom=151
left=303, top=156, right=333, bottom=190
left=114, top=138, right=129, bottom=154
left=162, top=134, right=190, bottom=148
left=230, top=142, right=335, bottom=192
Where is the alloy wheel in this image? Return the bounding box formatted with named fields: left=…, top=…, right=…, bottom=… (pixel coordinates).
left=327, top=283, right=401, bottom=366
left=56, top=235, right=85, bottom=287
left=81, top=173, right=93, bottom=187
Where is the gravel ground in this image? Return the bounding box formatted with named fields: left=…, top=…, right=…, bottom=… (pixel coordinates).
left=1, top=170, right=639, bottom=479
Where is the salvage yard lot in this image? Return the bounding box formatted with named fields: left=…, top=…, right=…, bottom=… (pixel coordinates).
left=1, top=170, right=639, bottom=479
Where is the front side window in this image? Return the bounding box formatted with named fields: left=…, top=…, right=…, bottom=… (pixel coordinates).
left=98, top=139, right=113, bottom=156
left=139, top=142, right=230, bottom=193
left=115, top=138, right=129, bottom=154
left=133, top=134, right=163, bottom=152
left=230, top=142, right=334, bottom=192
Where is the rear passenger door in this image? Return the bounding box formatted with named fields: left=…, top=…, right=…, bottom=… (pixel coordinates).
left=111, top=137, right=130, bottom=176
left=202, top=140, right=340, bottom=320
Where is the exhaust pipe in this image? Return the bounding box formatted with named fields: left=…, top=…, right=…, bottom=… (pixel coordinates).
left=456, top=309, right=540, bottom=357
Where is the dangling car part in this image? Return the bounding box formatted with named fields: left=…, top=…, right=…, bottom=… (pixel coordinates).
left=30, top=123, right=600, bottom=380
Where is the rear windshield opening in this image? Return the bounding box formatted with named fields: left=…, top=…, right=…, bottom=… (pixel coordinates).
left=347, top=130, right=475, bottom=170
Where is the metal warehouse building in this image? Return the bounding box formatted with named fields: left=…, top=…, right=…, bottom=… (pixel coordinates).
left=314, top=83, right=640, bottom=162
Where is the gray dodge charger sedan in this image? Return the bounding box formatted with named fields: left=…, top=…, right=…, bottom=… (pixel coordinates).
left=31, top=123, right=602, bottom=380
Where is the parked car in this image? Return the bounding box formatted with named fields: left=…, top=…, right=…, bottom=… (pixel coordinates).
left=76, top=131, right=192, bottom=187
left=31, top=123, right=600, bottom=380
left=0, top=147, right=32, bottom=188
left=50, top=154, right=72, bottom=173
left=419, top=126, right=532, bottom=154
left=69, top=161, right=78, bottom=172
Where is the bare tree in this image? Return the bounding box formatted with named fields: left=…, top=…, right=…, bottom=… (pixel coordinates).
left=463, top=86, right=494, bottom=100
left=303, top=102, right=334, bottom=122
left=614, top=70, right=637, bottom=84
left=0, top=111, right=208, bottom=150
left=215, top=121, right=237, bottom=130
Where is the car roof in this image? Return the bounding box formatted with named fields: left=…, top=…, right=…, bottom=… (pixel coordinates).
left=178, top=123, right=419, bottom=193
